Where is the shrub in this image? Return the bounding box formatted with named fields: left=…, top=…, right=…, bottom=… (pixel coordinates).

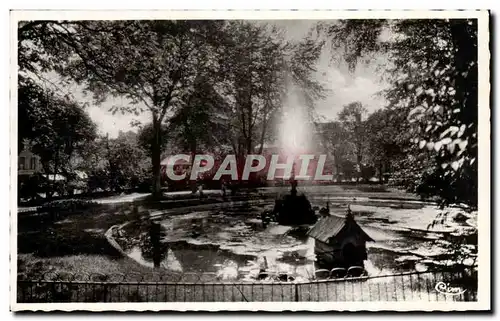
left=38, top=199, right=100, bottom=214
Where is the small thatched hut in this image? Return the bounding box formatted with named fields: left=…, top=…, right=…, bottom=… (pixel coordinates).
left=307, top=208, right=374, bottom=270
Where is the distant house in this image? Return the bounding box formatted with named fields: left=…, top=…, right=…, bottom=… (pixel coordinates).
left=307, top=209, right=374, bottom=271
left=18, top=150, right=42, bottom=177
left=18, top=149, right=73, bottom=182
left=18, top=149, right=44, bottom=201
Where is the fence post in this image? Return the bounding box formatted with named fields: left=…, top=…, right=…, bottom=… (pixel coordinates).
left=103, top=284, right=108, bottom=302
left=294, top=283, right=299, bottom=302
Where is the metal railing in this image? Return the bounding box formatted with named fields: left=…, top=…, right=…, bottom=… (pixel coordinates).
left=17, top=268, right=477, bottom=303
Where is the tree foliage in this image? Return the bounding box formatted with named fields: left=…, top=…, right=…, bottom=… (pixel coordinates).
left=80, top=133, right=151, bottom=193
left=20, top=20, right=226, bottom=197
left=218, top=22, right=324, bottom=158
left=137, top=123, right=169, bottom=158
left=338, top=102, right=367, bottom=181
left=317, top=121, right=355, bottom=181
left=106, top=134, right=150, bottom=192
left=19, top=20, right=326, bottom=195
left=18, top=76, right=97, bottom=179
left=18, top=21, right=101, bottom=200
left=364, top=107, right=409, bottom=182
left=167, top=75, right=230, bottom=156
left=320, top=19, right=478, bottom=209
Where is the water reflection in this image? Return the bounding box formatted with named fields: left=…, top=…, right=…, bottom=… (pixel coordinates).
left=114, top=200, right=476, bottom=281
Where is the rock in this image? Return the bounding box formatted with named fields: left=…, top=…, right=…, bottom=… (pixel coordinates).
left=274, top=193, right=317, bottom=226
left=453, top=212, right=469, bottom=222
left=277, top=273, right=288, bottom=282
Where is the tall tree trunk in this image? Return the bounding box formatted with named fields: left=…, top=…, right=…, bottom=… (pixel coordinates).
left=151, top=118, right=162, bottom=198
left=257, top=117, right=268, bottom=155
left=356, top=153, right=362, bottom=183
left=378, top=162, right=383, bottom=185
left=246, top=137, right=253, bottom=155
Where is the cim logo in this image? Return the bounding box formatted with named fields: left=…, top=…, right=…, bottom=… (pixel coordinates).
left=435, top=282, right=467, bottom=296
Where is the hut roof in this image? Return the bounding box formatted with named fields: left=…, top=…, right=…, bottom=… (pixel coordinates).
left=307, top=215, right=374, bottom=243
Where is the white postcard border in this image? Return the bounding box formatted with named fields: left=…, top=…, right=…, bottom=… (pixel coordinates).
left=9, top=9, right=491, bottom=312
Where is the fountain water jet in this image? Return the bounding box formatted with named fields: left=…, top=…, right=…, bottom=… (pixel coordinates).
left=277, top=84, right=315, bottom=157
left=264, top=83, right=319, bottom=226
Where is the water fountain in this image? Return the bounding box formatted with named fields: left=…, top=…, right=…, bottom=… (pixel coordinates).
left=261, top=84, right=319, bottom=226
left=269, top=163, right=318, bottom=226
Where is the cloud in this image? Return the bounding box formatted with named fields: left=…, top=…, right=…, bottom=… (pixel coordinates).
left=64, top=82, right=150, bottom=138
left=313, top=46, right=388, bottom=121
left=315, top=75, right=386, bottom=120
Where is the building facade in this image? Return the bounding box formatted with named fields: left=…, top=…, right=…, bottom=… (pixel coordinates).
left=18, top=150, right=42, bottom=176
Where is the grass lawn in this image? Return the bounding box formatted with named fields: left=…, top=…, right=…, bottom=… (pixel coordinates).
left=18, top=253, right=153, bottom=280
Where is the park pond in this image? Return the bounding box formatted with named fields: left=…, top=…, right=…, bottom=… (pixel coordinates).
left=111, top=195, right=478, bottom=282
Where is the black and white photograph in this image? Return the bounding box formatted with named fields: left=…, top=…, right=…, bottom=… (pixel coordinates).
left=9, top=9, right=490, bottom=311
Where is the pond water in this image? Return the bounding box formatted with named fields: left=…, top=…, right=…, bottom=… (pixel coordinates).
left=113, top=196, right=477, bottom=282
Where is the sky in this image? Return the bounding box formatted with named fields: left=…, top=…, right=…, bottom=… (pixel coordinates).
left=41, top=20, right=389, bottom=139
left=272, top=20, right=389, bottom=121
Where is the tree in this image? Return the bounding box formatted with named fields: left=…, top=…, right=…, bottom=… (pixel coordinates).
left=218, top=22, right=325, bottom=163
left=364, top=108, right=408, bottom=183
left=137, top=123, right=169, bottom=159
left=106, top=133, right=150, bottom=192
left=18, top=76, right=97, bottom=199
left=338, top=102, right=367, bottom=182
left=78, top=137, right=108, bottom=172
left=168, top=75, right=229, bottom=157
left=218, top=22, right=280, bottom=159
left=23, top=20, right=226, bottom=198
left=20, top=20, right=325, bottom=195
left=18, top=21, right=101, bottom=199
left=317, top=121, right=355, bottom=181
left=320, top=19, right=478, bottom=209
